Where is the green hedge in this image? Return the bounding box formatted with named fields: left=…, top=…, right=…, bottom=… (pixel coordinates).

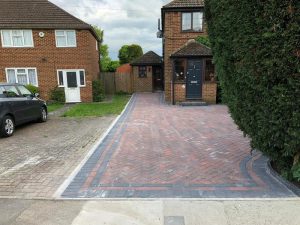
left=92, top=80, right=105, bottom=102
left=205, top=0, right=300, bottom=180
left=49, top=86, right=65, bottom=103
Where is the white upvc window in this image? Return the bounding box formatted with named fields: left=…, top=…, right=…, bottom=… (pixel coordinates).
left=57, top=69, right=86, bottom=87
left=5, top=68, right=38, bottom=86
left=55, top=30, right=77, bottom=47
left=1, top=30, right=34, bottom=47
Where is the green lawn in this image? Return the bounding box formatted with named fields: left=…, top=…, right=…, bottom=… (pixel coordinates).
left=47, top=103, right=64, bottom=112
left=63, top=95, right=131, bottom=117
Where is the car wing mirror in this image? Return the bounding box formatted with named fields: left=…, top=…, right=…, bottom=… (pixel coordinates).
left=34, top=93, right=40, bottom=98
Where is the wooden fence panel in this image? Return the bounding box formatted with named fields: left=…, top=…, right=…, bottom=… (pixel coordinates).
left=115, top=73, right=132, bottom=94
left=102, top=72, right=116, bottom=95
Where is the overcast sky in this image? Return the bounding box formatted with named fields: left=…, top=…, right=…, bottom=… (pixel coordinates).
left=51, top=0, right=170, bottom=60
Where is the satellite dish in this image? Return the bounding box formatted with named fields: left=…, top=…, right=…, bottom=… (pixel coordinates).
left=39, top=32, right=45, bottom=38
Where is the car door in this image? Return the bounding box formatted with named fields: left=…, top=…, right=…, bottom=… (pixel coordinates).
left=17, top=85, right=40, bottom=120
left=3, top=85, right=29, bottom=125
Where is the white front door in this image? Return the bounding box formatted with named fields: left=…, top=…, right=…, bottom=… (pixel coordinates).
left=64, top=71, right=81, bottom=103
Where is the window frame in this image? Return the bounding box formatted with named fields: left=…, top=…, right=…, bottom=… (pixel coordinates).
left=5, top=68, right=38, bottom=86
left=138, top=66, right=147, bottom=78
left=0, top=30, right=34, bottom=48
left=55, top=30, right=77, bottom=48
left=56, top=69, right=86, bottom=88
left=181, top=12, right=204, bottom=32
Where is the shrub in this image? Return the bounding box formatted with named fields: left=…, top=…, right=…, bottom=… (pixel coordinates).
left=25, top=84, right=39, bottom=94
left=50, top=86, right=65, bottom=103
left=92, top=80, right=105, bottom=102
left=195, top=36, right=211, bottom=47
left=205, top=0, right=300, bottom=180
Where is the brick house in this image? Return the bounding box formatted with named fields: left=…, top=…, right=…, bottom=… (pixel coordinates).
left=160, top=0, right=217, bottom=104
left=0, top=0, right=100, bottom=103
left=130, top=51, right=164, bottom=92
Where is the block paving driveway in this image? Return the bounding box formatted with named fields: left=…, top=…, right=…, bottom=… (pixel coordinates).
left=0, top=115, right=115, bottom=198
left=62, top=93, right=299, bottom=198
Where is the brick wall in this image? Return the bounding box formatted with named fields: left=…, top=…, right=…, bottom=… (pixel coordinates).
left=132, top=66, right=153, bottom=92
left=203, top=82, right=217, bottom=104
left=174, top=83, right=186, bottom=102
left=163, top=10, right=217, bottom=104
left=0, top=29, right=100, bottom=102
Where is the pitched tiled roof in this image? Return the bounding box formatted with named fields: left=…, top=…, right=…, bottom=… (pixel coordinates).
left=163, top=0, right=205, bottom=8
left=0, top=0, right=91, bottom=30
left=131, top=51, right=163, bottom=66
left=171, top=39, right=212, bottom=57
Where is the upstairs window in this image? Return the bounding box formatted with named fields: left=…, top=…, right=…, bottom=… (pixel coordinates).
left=182, top=12, right=203, bottom=32
left=1, top=30, right=34, bottom=47
left=6, top=68, right=38, bottom=86
left=55, top=30, right=76, bottom=47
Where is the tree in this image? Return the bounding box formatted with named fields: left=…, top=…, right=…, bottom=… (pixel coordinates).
left=205, top=0, right=300, bottom=180
left=93, top=26, right=120, bottom=72
left=195, top=36, right=211, bottom=47
left=93, top=25, right=104, bottom=44
left=118, top=44, right=143, bottom=64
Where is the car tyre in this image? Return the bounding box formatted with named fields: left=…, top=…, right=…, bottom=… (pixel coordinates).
left=0, top=115, right=15, bottom=137
left=38, top=107, right=47, bottom=123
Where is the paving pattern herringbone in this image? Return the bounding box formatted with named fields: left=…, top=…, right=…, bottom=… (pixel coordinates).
left=62, top=93, right=299, bottom=198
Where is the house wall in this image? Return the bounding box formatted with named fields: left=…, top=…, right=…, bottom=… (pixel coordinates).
left=0, top=29, right=100, bottom=102
left=163, top=10, right=216, bottom=104
left=132, top=66, right=153, bottom=92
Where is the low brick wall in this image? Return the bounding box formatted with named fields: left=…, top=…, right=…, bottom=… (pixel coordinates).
left=203, top=82, right=217, bottom=104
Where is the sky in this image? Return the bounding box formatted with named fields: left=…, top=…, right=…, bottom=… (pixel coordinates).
left=51, top=0, right=170, bottom=60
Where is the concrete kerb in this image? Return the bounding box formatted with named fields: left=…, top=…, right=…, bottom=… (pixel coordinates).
left=53, top=94, right=135, bottom=199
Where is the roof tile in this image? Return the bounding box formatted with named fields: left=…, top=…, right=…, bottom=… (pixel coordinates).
left=131, top=51, right=163, bottom=66
left=171, top=39, right=212, bottom=57
left=0, top=0, right=91, bottom=29
left=163, top=0, right=204, bottom=9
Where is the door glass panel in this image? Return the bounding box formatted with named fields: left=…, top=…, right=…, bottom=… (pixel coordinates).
left=0, top=87, right=6, bottom=97
left=174, top=60, right=185, bottom=81
left=58, top=71, right=64, bottom=86
left=79, top=71, right=85, bottom=86
left=67, top=72, right=78, bottom=88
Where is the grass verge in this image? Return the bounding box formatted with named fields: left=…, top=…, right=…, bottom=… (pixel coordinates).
left=47, top=103, right=64, bottom=112
left=63, top=95, right=130, bottom=117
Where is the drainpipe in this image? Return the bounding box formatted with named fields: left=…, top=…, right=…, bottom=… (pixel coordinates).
left=171, top=59, right=175, bottom=105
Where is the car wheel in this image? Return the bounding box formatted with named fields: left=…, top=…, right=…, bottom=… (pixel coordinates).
left=0, top=115, right=15, bottom=137
left=38, top=107, right=47, bottom=123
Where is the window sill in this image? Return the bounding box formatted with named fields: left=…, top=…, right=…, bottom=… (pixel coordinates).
left=181, top=30, right=204, bottom=34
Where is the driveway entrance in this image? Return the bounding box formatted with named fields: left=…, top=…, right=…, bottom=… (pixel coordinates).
left=61, top=93, right=299, bottom=198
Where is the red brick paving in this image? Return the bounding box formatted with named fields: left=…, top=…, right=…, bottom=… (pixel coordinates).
left=62, top=93, right=298, bottom=198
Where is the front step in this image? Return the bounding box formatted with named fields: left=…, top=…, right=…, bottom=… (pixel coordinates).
left=180, top=101, right=208, bottom=106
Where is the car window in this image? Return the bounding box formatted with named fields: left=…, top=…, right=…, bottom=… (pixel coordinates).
left=3, top=86, right=21, bottom=98
left=17, top=85, right=32, bottom=97
left=0, top=87, right=6, bottom=98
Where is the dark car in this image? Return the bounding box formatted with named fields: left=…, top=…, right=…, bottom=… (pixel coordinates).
left=0, top=83, right=47, bottom=137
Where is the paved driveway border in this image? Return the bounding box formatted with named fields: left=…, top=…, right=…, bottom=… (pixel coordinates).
left=53, top=95, right=134, bottom=199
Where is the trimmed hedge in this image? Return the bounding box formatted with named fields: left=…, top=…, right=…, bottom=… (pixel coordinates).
left=50, top=86, right=65, bottom=103
left=92, top=80, right=105, bottom=102
left=205, top=0, right=300, bottom=180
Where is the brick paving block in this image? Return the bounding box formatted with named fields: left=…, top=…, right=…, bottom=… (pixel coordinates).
left=62, top=93, right=300, bottom=198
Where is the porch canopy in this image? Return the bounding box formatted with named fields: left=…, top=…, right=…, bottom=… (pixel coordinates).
left=171, top=39, right=212, bottom=58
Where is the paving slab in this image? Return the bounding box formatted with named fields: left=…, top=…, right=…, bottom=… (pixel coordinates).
left=61, top=93, right=300, bottom=198
left=0, top=116, right=115, bottom=198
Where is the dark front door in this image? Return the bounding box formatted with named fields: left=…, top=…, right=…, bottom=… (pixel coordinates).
left=186, top=60, right=203, bottom=99
left=152, top=66, right=164, bottom=91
